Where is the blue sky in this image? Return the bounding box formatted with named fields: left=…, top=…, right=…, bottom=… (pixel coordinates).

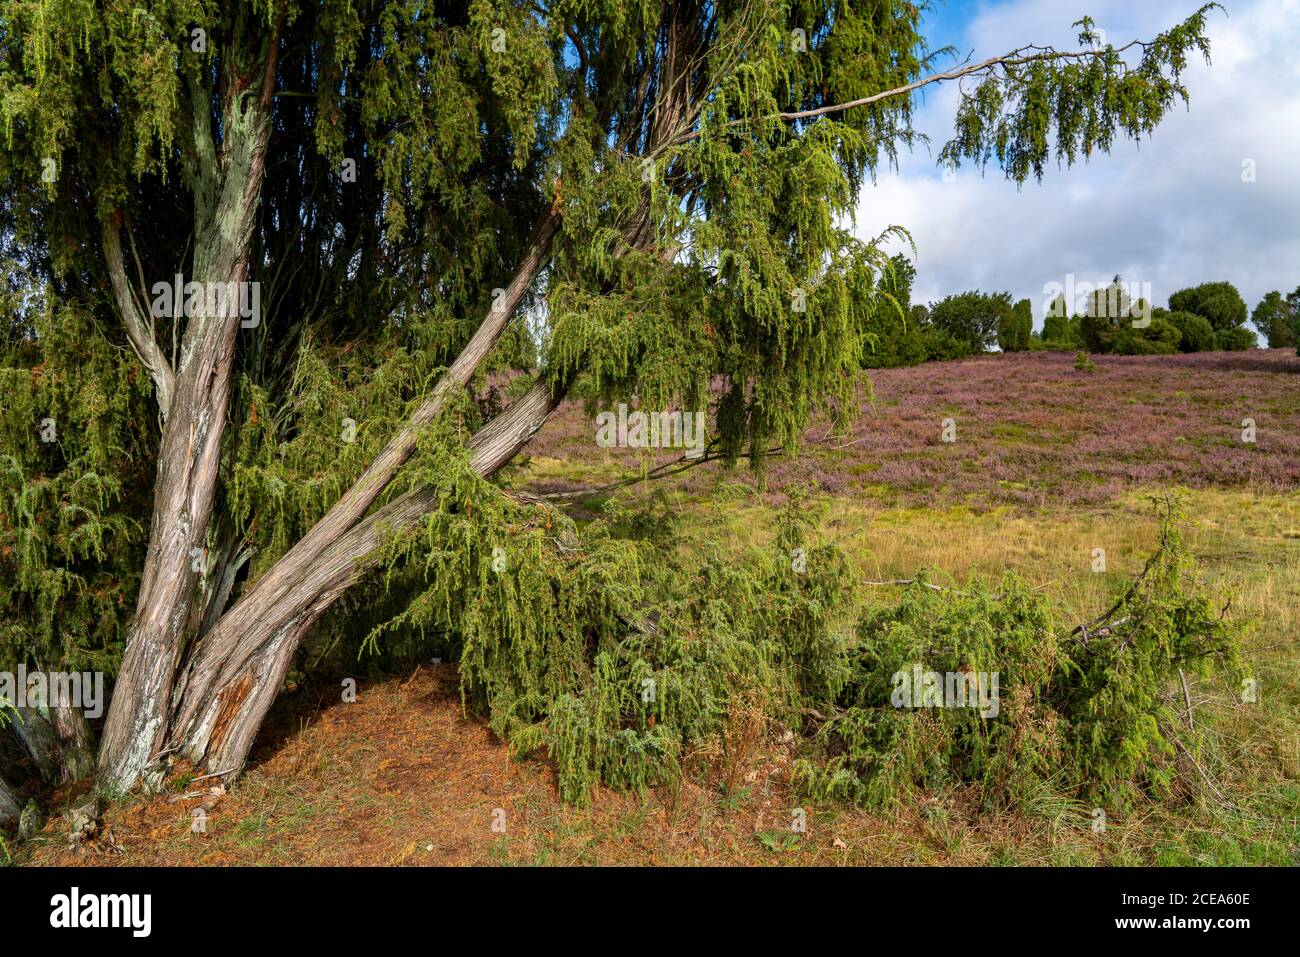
left=852, top=0, right=1300, bottom=337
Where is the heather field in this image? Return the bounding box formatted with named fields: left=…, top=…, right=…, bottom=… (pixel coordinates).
left=518, top=349, right=1300, bottom=508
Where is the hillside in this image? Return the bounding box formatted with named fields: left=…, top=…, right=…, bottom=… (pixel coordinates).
left=22, top=349, right=1300, bottom=867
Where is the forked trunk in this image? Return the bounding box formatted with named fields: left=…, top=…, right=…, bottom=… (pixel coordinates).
left=97, top=71, right=274, bottom=790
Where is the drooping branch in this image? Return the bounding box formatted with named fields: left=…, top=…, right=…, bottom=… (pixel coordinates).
left=663, top=3, right=1220, bottom=154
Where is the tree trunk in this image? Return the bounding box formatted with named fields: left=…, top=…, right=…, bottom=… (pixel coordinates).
left=97, top=55, right=277, bottom=791
left=48, top=706, right=96, bottom=783
left=7, top=704, right=96, bottom=785
left=0, top=773, right=20, bottom=824
left=169, top=377, right=569, bottom=775
left=9, top=707, right=60, bottom=784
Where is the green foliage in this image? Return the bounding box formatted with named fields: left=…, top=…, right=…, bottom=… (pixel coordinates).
left=0, top=0, right=1235, bottom=815
left=0, top=281, right=153, bottom=677
left=1291, top=288, right=1300, bottom=356
left=1213, top=326, right=1257, bottom=352
left=1042, top=299, right=1084, bottom=349
left=1078, top=278, right=1141, bottom=354
left=859, top=254, right=931, bottom=368
left=929, top=290, right=1012, bottom=354
left=1117, top=317, right=1181, bottom=355
left=998, top=297, right=1033, bottom=352
left=938, top=7, right=1221, bottom=182
left=1251, top=291, right=1295, bottom=349
left=365, top=482, right=856, bottom=805
left=793, top=496, right=1242, bottom=812
left=1168, top=281, right=1248, bottom=333
left=1164, top=309, right=1216, bottom=353
left=1074, top=351, right=1097, bottom=373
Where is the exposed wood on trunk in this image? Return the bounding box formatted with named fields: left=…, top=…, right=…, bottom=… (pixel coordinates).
left=101, top=219, right=176, bottom=415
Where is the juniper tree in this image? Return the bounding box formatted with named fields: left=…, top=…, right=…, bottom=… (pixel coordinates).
left=1251, top=290, right=1295, bottom=349
left=0, top=0, right=1227, bottom=795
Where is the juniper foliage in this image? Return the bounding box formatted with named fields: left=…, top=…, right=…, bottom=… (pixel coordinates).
left=0, top=0, right=1234, bottom=803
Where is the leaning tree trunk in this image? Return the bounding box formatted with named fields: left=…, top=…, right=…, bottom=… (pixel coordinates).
left=164, top=226, right=678, bottom=780
left=169, top=377, right=568, bottom=775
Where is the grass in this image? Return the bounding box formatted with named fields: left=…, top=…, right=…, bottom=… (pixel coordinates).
left=21, top=486, right=1298, bottom=867
left=18, top=350, right=1300, bottom=867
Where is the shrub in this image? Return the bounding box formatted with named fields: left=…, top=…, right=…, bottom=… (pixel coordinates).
left=793, top=496, right=1242, bottom=811
left=1042, top=310, right=1083, bottom=349
left=919, top=326, right=974, bottom=362
left=1117, top=317, right=1182, bottom=355
left=1213, top=326, right=1257, bottom=351
left=1169, top=281, right=1249, bottom=332
left=1165, top=310, right=1216, bottom=353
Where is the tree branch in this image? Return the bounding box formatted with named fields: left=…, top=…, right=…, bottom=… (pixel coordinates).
left=101, top=215, right=176, bottom=414
left=663, top=41, right=1153, bottom=151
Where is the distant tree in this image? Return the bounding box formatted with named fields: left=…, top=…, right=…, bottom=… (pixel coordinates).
left=1042, top=296, right=1082, bottom=348
left=1251, top=291, right=1296, bottom=348
left=1078, top=278, right=1138, bottom=354
left=1169, top=282, right=1249, bottom=332
left=931, top=291, right=1012, bottom=353
left=1291, top=288, right=1300, bottom=355
left=1164, top=310, right=1216, bottom=352
left=999, top=298, right=1033, bottom=352
left=862, top=255, right=926, bottom=368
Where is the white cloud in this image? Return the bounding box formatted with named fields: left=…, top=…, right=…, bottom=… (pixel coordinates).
left=852, top=0, right=1300, bottom=331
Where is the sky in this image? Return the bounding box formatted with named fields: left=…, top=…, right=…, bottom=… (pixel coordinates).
left=851, top=0, right=1300, bottom=334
